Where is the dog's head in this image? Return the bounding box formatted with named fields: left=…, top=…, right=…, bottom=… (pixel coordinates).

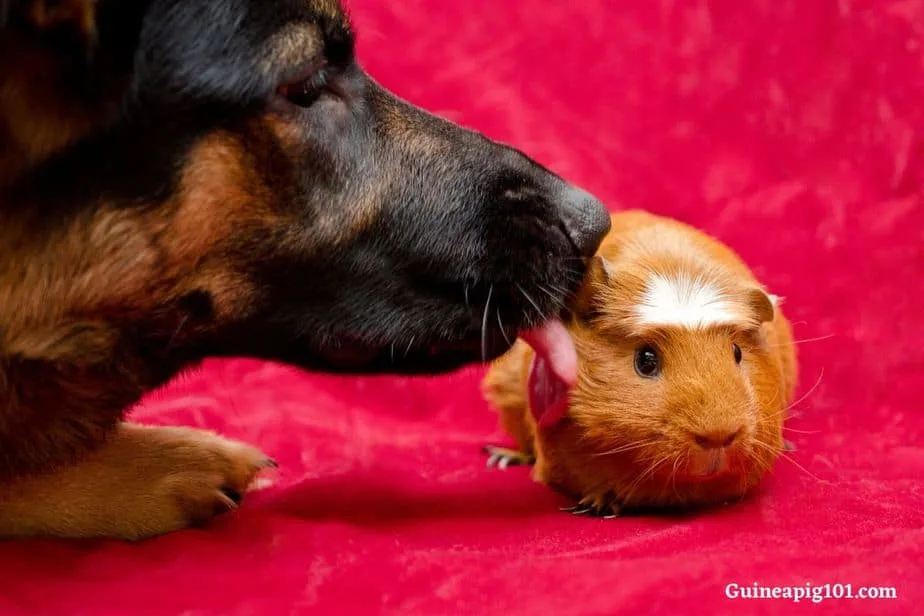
left=0, top=0, right=610, bottom=377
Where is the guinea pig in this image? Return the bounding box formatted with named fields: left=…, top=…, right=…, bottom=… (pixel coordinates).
left=481, top=210, right=798, bottom=516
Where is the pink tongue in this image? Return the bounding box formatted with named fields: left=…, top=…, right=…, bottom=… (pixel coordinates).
left=520, top=319, right=577, bottom=429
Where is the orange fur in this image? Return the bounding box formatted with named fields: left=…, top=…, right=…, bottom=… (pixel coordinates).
left=483, top=210, right=798, bottom=514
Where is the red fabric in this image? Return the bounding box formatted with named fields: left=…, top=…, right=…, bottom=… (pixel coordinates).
left=2, top=1, right=922, bottom=614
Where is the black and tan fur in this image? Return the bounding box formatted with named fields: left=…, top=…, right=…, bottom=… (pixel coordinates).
left=0, top=0, right=610, bottom=539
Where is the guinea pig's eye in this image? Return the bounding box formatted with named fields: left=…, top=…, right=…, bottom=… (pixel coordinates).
left=634, top=345, right=661, bottom=378
left=733, top=343, right=743, bottom=364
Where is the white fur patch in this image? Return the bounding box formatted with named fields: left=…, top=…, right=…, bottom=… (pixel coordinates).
left=636, top=274, right=739, bottom=329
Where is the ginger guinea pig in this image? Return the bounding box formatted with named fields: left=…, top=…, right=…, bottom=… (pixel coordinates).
left=481, top=210, right=798, bottom=516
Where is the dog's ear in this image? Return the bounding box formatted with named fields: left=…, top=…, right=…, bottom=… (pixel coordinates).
left=2, top=0, right=98, bottom=51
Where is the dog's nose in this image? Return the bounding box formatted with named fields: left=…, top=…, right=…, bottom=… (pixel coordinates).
left=556, top=185, right=611, bottom=257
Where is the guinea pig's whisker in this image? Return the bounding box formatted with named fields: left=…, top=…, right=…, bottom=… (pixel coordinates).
left=749, top=439, right=782, bottom=455
left=481, top=285, right=493, bottom=363
left=736, top=473, right=749, bottom=499
left=781, top=426, right=819, bottom=435
left=623, top=455, right=671, bottom=504
left=763, top=368, right=825, bottom=424
left=794, top=334, right=837, bottom=344
left=760, top=334, right=834, bottom=356
left=785, top=368, right=825, bottom=413
left=404, top=335, right=416, bottom=358
left=592, top=440, right=658, bottom=457
left=670, top=455, right=684, bottom=502
left=752, top=439, right=825, bottom=483
left=748, top=448, right=775, bottom=474
left=777, top=453, right=826, bottom=483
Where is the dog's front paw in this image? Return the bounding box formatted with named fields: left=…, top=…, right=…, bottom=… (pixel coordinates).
left=150, top=426, right=277, bottom=526
left=0, top=423, right=276, bottom=540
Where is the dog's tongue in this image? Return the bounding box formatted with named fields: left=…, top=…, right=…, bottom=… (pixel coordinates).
left=520, top=319, right=577, bottom=429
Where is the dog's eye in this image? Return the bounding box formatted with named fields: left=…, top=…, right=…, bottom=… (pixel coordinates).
left=277, top=67, right=329, bottom=108
left=634, top=344, right=661, bottom=378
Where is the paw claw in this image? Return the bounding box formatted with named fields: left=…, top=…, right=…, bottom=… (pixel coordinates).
left=564, top=492, right=621, bottom=519
left=482, top=445, right=534, bottom=470
left=220, top=486, right=242, bottom=506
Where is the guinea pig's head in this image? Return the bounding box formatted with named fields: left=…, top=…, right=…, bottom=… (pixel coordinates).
left=561, top=251, right=786, bottom=506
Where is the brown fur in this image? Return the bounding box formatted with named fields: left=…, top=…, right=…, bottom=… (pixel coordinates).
left=0, top=0, right=346, bottom=533
left=483, top=210, right=798, bottom=514
left=0, top=0, right=610, bottom=539
left=0, top=0, right=125, bottom=186
left=0, top=125, right=307, bottom=535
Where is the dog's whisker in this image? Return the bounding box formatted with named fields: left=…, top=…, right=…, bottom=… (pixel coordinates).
left=496, top=307, right=512, bottom=346
left=546, top=282, right=570, bottom=297
left=481, top=285, right=493, bottom=363
left=516, top=283, right=543, bottom=320
left=535, top=284, right=562, bottom=308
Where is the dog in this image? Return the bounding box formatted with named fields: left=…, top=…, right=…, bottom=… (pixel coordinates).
left=0, top=0, right=610, bottom=539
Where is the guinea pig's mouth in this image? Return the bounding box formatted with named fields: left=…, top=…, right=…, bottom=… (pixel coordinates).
left=682, top=449, right=743, bottom=481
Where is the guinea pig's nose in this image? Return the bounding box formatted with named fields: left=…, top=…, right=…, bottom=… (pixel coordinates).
left=556, top=184, right=611, bottom=257
left=693, top=426, right=744, bottom=450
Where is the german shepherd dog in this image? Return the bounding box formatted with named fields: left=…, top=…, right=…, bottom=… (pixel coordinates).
left=0, top=0, right=609, bottom=539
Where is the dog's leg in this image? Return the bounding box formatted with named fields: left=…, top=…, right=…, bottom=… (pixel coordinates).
left=0, top=423, right=273, bottom=540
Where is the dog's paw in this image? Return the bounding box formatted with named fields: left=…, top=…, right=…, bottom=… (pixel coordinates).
left=150, top=427, right=277, bottom=527
left=0, top=423, right=276, bottom=540
left=561, top=491, right=621, bottom=519
left=482, top=445, right=535, bottom=469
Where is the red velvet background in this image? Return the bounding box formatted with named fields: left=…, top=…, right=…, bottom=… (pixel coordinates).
left=2, top=0, right=922, bottom=614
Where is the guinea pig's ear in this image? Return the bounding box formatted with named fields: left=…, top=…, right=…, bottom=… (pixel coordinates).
left=569, top=255, right=614, bottom=318
left=596, top=256, right=617, bottom=280
left=744, top=287, right=776, bottom=324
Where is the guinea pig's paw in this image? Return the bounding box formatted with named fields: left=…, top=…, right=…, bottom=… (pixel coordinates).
left=561, top=492, right=621, bottom=519
left=482, top=445, right=535, bottom=470
left=783, top=439, right=797, bottom=451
